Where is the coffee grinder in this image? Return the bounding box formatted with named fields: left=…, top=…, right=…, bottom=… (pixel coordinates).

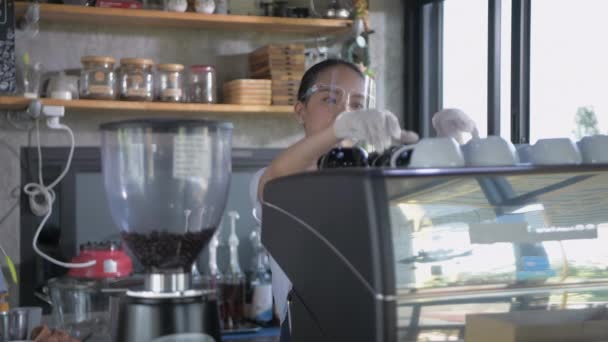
left=100, top=119, right=233, bottom=341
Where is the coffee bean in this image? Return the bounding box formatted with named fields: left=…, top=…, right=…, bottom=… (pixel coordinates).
left=121, top=229, right=216, bottom=272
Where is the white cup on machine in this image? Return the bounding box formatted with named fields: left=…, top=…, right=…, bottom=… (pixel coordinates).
left=462, top=136, right=519, bottom=166
left=516, top=144, right=533, bottom=164
left=390, top=137, right=465, bottom=168
left=577, top=134, right=608, bottom=164
left=529, top=138, right=582, bottom=165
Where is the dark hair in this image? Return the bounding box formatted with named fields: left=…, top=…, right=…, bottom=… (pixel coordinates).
left=297, top=59, right=365, bottom=102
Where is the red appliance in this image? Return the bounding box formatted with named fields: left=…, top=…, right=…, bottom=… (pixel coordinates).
left=68, top=241, right=133, bottom=279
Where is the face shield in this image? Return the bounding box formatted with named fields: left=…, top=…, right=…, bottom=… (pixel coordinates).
left=300, top=69, right=376, bottom=113
left=300, top=65, right=378, bottom=150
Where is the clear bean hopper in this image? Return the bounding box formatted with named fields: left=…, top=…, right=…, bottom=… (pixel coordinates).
left=262, top=165, right=608, bottom=342
left=100, top=119, right=232, bottom=341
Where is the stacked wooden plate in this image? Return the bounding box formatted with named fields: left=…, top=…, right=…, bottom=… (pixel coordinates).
left=223, top=79, right=272, bottom=105
left=249, top=44, right=306, bottom=106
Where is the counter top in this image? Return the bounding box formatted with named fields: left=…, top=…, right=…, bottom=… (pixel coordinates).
left=39, top=314, right=280, bottom=342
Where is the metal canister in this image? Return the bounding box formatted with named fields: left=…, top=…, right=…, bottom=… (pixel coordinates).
left=0, top=311, right=8, bottom=342
left=0, top=293, right=8, bottom=342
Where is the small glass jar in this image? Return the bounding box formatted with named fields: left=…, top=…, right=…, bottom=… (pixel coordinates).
left=156, top=63, right=185, bottom=102
left=118, top=58, right=155, bottom=101
left=187, top=65, right=217, bottom=104
left=79, top=56, right=117, bottom=100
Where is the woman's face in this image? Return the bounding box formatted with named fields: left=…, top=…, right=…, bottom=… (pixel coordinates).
left=295, top=65, right=366, bottom=137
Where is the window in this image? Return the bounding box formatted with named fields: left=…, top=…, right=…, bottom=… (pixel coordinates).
left=500, top=0, right=512, bottom=141
left=407, top=0, right=607, bottom=144
left=410, top=0, right=513, bottom=140
left=530, top=0, right=608, bottom=142
left=441, top=0, right=513, bottom=140
left=443, top=0, right=488, bottom=137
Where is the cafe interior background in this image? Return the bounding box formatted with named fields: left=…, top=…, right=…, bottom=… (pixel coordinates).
left=0, top=0, right=401, bottom=297
left=2, top=0, right=608, bottom=341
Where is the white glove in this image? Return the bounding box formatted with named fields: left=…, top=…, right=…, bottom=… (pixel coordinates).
left=333, top=109, right=419, bottom=151
left=432, top=108, right=480, bottom=144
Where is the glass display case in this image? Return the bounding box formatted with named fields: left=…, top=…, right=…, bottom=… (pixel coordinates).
left=262, top=165, right=608, bottom=342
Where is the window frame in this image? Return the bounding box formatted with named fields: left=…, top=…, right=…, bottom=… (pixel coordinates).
left=404, top=0, right=531, bottom=143
left=511, top=0, right=531, bottom=143
left=404, top=0, right=443, bottom=138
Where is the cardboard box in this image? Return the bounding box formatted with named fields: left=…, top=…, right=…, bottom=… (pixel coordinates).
left=466, top=308, right=608, bottom=342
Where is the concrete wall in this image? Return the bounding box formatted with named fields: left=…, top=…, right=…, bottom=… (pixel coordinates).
left=0, top=0, right=404, bottom=284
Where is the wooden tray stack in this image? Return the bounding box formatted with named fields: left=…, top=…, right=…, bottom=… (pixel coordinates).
left=223, top=79, right=272, bottom=105
left=249, top=44, right=306, bottom=106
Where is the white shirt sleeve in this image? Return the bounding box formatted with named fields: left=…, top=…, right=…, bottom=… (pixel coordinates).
left=249, top=167, right=292, bottom=324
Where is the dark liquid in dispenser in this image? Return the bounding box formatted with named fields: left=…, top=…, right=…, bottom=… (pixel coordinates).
left=220, top=282, right=246, bottom=330
left=121, top=229, right=215, bottom=271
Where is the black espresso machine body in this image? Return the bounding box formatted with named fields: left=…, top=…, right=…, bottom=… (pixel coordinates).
left=262, top=165, right=608, bottom=342
left=262, top=169, right=398, bottom=342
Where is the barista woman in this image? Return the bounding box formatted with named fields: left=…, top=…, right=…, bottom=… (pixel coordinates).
left=249, top=59, right=419, bottom=341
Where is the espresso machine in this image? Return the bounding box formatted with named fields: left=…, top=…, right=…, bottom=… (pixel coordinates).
left=262, top=165, right=608, bottom=341
left=100, top=119, right=233, bottom=342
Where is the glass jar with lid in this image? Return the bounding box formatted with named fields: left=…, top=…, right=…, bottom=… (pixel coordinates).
left=187, top=65, right=217, bottom=104
left=118, top=58, right=155, bottom=101
left=156, top=63, right=185, bottom=102
left=80, top=56, right=117, bottom=100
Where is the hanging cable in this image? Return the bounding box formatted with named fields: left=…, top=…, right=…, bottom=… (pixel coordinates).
left=22, top=107, right=96, bottom=268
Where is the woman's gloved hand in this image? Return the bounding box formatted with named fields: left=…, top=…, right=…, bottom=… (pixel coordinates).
left=333, top=109, right=419, bottom=151
left=432, top=108, right=480, bottom=144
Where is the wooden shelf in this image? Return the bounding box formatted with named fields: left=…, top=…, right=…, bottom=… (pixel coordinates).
left=0, top=96, right=294, bottom=115
left=15, top=2, right=352, bottom=35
